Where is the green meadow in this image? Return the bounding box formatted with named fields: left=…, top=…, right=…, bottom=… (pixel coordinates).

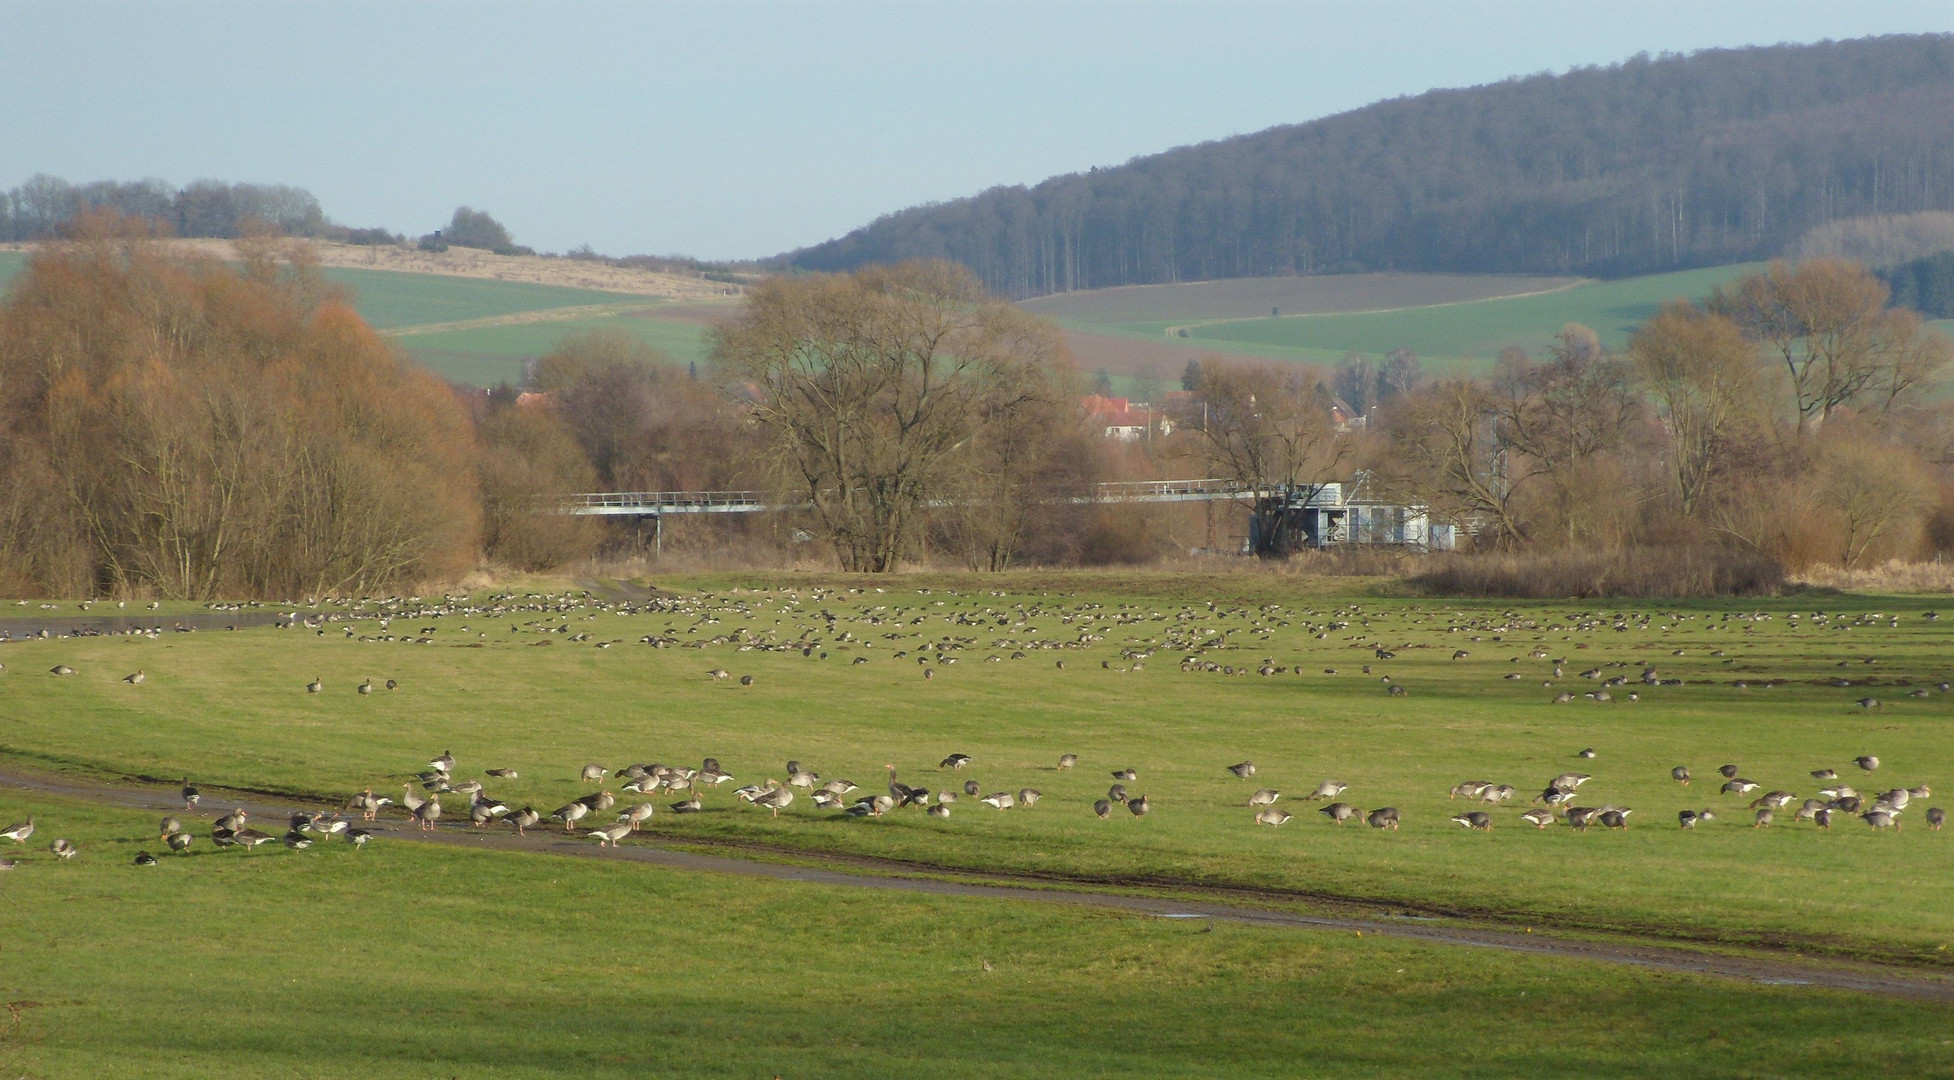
left=8, top=794, right=1951, bottom=1078
left=2, top=577, right=1950, bottom=966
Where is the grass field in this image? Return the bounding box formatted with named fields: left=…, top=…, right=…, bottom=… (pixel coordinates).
left=1041, top=264, right=1766, bottom=379
left=10, top=794, right=1952, bottom=1077
left=2, top=575, right=1950, bottom=967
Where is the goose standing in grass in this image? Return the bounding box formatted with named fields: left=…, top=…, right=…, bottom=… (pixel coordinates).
left=233, top=828, right=276, bottom=852
left=1057, top=754, right=1078, bottom=770
left=1720, top=778, right=1758, bottom=796
left=753, top=785, right=794, bottom=818
left=1811, top=768, right=1838, bottom=781
left=306, top=676, right=323, bottom=694
left=1522, top=809, right=1556, bottom=829
left=357, top=678, right=373, bottom=696
left=399, top=785, right=425, bottom=816
left=1128, top=794, right=1151, bottom=818
left=134, top=851, right=157, bottom=866
left=1670, top=766, right=1690, bottom=786
left=1719, top=764, right=1740, bottom=779
left=347, top=829, right=372, bottom=850
left=1017, top=788, right=1041, bottom=807
left=981, top=792, right=1015, bottom=810
left=1309, top=780, right=1347, bottom=801
left=429, top=751, right=455, bottom=773
left=1112, top=768, right=1137, bottom=782
left=1227, top=761, right=1256, bottom=779
left=486, top=768, right=518, bottom=779
left=123, top=669, right=145, bottom=685
left=618, top=803, right=656, bottom=830
left=581, top=763, right=608, bottom=782
left=49, top=838, right=78, bottom=860
left=1094, top=799, right=1112, bottom=819
left=159, top=817, right=181, bottom=840
left=167, top=832, right=193, bottom=855
left=1598, top=810, right=1630, bottom=830
left=181, top=784, right=201, bottom=809
left=1247, top=788, right=1281, bottom=808
left=1254, top=808, right=1292, bottom=827
left=671, top=793, right=703, bottom=813
left=3, top=817, right=35, bottom=844
left=552, top=800, right=591, bottom=831
left=1366, top=807, right=1400, bottom=830
left=940, top=754, right=972, bottom=770
left=214, top=808, right=247, bottom=832
left=413, top=795, right=442, bottom=831
left=283, top=830, right=313, bottom=850
left=1319, top=802, right=1360, bottom=825
left=1107, top=784, right=1128, bottom=804
left=1856, top=755, right=1880, bottom=772
left=1451, top=811, right=1492, bottom=830
left=50, top=665, right=76, bottom=676
left=927, top=803, right=952, bottom=819
left=1863, top=809, right=1901, bottom=830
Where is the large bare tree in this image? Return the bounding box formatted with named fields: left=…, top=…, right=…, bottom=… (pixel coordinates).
left=711, top=260, right=1066, bottom=572
left=1627, top=301, right=1760, bottom=517
left=1190, top=358, right=1347, bottom=555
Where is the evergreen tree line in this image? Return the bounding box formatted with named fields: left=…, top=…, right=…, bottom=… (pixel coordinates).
left=784, top=35, right=1954, bottom=297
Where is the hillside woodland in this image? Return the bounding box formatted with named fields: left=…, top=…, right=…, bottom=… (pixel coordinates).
left=2, top=219, right=1951, bottom=598
left=786, top=35, right=1954, bottom=297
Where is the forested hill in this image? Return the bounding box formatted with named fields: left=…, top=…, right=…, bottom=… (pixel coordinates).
left=782, top=35, right=1954, bottom=298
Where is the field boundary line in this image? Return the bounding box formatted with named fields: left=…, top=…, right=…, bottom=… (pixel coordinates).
left=1160, top=279, right=1591, bottom=338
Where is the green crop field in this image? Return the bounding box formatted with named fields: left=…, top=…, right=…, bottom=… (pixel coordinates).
left=1043, top=264, right=1764, bottom=378
left=396, top=309, right=715, bottom=387
left=4, top=574, right=1953, bottom=1074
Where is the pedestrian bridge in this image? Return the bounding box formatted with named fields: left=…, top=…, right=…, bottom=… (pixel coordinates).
left=562, top=479, right=1268, bottom=516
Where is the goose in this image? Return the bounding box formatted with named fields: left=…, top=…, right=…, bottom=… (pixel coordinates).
left=580, top=763, right=608, bottom=782
left=708, top=668, right=729, bottom=681
left=1719, top=764, right=1740, bottom=779
left=1128, top=795, right=1151, bottom=818
left=283, top=830, right=313, bottom=850
left=179, top=784, right=200, bottom=809
left=1366, top=807, right=1400, bottom=830
left=1482, top=785, right=1517, bottom=804
left=698, top=767, right=735, bottom=786
left=123, top=670, right=145, bottom=685
left=927, top=804, right=952, bottom=819
left=49, top=838, right=78, bottom=860
left=1319, top=802, right=1360, bottom=825
left=233, top=828, right=277, bottom=851
left=1831, top=795, right=1865, bottom=813
left=936, top=791, right=957, bottom=805
left=1227, top=761, right=1256, bottom=779
left=50, top=665, right=76, bottom=676
left=159, top=816, right=183, bottom=839
left=1598, top=810, right=1630, bottom=830
left=739, top=675, right=754, bottom=686
left=1882, top=789, right=1912, bottom=811
left=1909, top=785, right=1931, bottom=799
left=469, top=801, right=499, bottom=828
left=1057, top=754, right=1078, bottom=770
left=1814, top=808, right=1833, bottom=829
left=1450, top=781, right=1492, bottom=800
left=214, top=808, right=248, bottom=832
left=399, top=785, right=425, bottom=816
left=753, top=786, right=794, bottom=818
left=1522, top=809, right=1557, bottom=829
left=1566, top=807, right=1599, bottom=831
left=1535, top=786, right=1575, bottom=807
left=413, top=796, right=442, bottom=831
left=964, top=779, right=982, bottom=797
left=552, top=801, right=590, bottom=831
left=385, top=679, right=398, bottom=691
left=357, top=678, right=373, bottom=696
left=1720, top=779, right=1759, bottom=796
left=451, top=779, right=484, bottom=796
left=1247, top=788, right=1281, bottom=808
left=507, top=807, right=541, bottom=835
left=671, top=793, right=703, bottom=813
left=618, top=803, right=656, bottom=830
left=134, top=851, right=157, bottom=866
left=787, top=769, right=822, bottom=790
left=818, top=779, right=858, bottom=796
left=1254, top=808, right=1292, bottom=827
left=485, top=768, right=518, bottom=779
left=210, top=827, right=238, bottom=849
left=1309, top=780, right=1348, bottom=801
left=352, top=790, right=391, bottom=821
left=1451, top=811, right=1492, bottom=830
left=1749, top=791, right=1796, bottom=811
left=1670, top=766, right=1690, bottom=786
left=3, top=817, right=36, bottom=844
left=1926, top=807, right=1945, bottom=831
left=1017, top=789, right=1041, bottom=807
left=1862, top=809, right=1901, bottom=830
left=1811, top=768, right=1837, bottom=780
left=940, top=754, right=972, bottom=770
left=347, top=829, right=372, bottom=849
left=306, top=676, right=323, bottom=694
left=1855, top=697, right=1880, bottom=709
left=1107, top=784, right=1128, bottom=803
left=589, top=823, right=634, bottom=847
left=1550, top=773, right=1591, bottom=790
left=577, top=790, right=616, bottom=813
left=167, top=832, right=193, bottom=854
left=1112, top=768, right=1137, bottom=781
left=1855, top=755, right=1880, bottom=772
left=1750, top=808, right=1774, bottom=828
left=430, top=751, right=455, bottom=773
left=314, top=816, right=349, bottom=839
left=981, top=792, right=1015, bottom=810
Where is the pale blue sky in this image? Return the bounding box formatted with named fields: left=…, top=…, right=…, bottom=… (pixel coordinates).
left=5, top=1, right=1952, bottom=259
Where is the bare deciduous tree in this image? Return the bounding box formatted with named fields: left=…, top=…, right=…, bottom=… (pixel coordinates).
left=710, top=260, right=1067, bottom=572
left=1628, top=301, right=1760, bottom=517
left=1191, top=358, right=1347, bottom=555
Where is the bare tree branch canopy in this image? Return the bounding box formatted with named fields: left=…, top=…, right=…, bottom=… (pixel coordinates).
left=710, top=260, right=1071, bottom=572
left=1190, top=358, right=1347, bottom=554
left=1628, top=300, right=1760, bottom=518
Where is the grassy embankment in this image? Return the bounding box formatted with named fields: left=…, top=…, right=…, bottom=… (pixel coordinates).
left=2, top=577, right=1950, bottom=966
